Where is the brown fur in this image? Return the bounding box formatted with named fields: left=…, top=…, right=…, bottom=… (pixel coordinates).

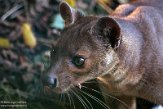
left=42, top=0, right=163, bottom=109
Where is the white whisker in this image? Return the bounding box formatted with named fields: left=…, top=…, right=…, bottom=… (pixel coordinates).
left=78, top=88, right=110, bottom=109
left=77, top=89, right=94, bottom=109
left=71, top=89, right=89, bottom=109
left=66, top=92, right=72, bottom=106
left=81, top=85, right=130, bottom=109
left=69, top=90, right=76, bottom=109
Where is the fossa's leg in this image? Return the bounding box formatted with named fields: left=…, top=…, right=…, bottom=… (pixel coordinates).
left=102, top=94, right=136, bottom=109
left=98, top=83, right=136, bottom=109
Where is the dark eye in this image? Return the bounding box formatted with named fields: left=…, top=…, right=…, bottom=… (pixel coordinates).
left=72, top=56, right=85, bottom=67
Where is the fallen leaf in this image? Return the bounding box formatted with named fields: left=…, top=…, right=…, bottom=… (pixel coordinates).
left=0, top=38, right=11, bottom=48
left=21, top=22, right=37, bottom=48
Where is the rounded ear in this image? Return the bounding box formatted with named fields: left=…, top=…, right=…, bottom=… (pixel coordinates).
left=59, top=2, right=84, bottom=27
left=93, top=17, right=121, bottom=48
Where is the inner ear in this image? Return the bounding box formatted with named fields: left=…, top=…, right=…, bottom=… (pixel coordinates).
left=94, top=17, right=121, bottom=48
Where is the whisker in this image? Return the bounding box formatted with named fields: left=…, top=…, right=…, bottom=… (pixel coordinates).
left=62, top=93, right=66, bottom=104
left=77, top=89, right=94, bottom=109
left=71, top=89, right=89, bottom=109
left=59, top=93, right=63, bottom=103
left=69, top=90, right=76, bottom=109
left=83, top=80, right=106, bottom=84
left=83, top=81, right=121, bottom=95
left=66, top=92, right=72, bottom=106
left=83, top=81, right=98, bottom=84
left=81, top=85, right=130, bottom=109
left=78, top=89, right=110, bottom=109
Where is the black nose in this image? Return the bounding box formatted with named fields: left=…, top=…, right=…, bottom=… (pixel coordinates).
left=42, top=75, right=57, bottom=88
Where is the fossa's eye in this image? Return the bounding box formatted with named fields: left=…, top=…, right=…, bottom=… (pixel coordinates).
left=72, top=56, right=85, bottom=67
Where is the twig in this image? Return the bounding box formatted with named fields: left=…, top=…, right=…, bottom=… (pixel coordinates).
left=97, top=0, right=113, bottom=14
left=0, top=4, right=23, bottom=21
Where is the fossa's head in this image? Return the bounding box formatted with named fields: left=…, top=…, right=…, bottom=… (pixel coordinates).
left=42, top=2, right=121, bottom=93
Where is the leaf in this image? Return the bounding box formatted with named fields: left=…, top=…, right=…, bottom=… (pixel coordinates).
left=64, top=0, right=76, bottom=7
left=51, top=14, right=64, bottom=29
left=0, top=38, right=11, bottom=48
left=21, top=23, right=37, bottom=48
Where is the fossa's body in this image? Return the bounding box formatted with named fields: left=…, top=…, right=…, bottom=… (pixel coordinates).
left=42, top=0, right=163, bottom=109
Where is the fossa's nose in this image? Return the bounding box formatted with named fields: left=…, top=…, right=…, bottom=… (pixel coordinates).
left=42, top=75, right=57, bottom=88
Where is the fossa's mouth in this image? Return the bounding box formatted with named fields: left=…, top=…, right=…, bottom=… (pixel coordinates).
left=43, top=86, right=63, bottom=94
left=43, top=81, right=77, bottom=94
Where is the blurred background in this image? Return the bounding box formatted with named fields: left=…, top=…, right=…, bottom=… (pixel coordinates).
left=0, top=0, right=158, bottom=109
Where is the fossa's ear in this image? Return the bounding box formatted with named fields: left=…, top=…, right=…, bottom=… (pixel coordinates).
left=59, top=2, right=84, bottom=27
left=93, top=17, right=121, bottom=48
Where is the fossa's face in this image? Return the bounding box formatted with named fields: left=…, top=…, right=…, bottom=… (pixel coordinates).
left=42, top=2, right=121, bottom=94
